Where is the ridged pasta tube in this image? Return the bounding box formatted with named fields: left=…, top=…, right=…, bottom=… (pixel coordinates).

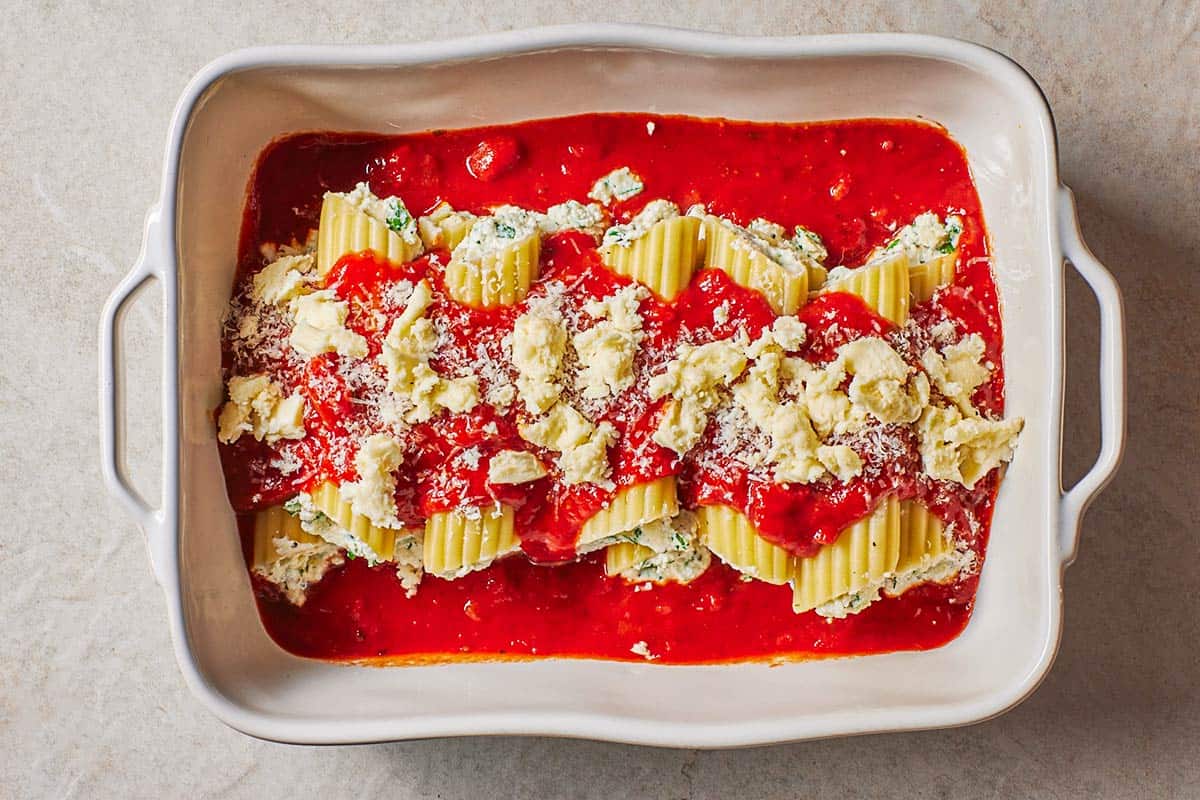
left=423, top=505, right=519, bottom=578
left=823, top=252, right=911, bottom=326
left=252, top=504, right=327, bottom=568
left=791, top=497, right=965, bottom=617
left=908, top=251, right=956, bottom=304
left=577, top=476, right=679, bottom=553
left=444, top=234, right=541, bottom=308
left=792, top=495, right=903, bottom=613
left=308, top=480, right=400, bottom=562
left=251, top=504, right=345, bottom=605
left=698, top=216, right=810, bottom=315
left=601, top=216, right=702, bottom=300
left=418, top=203, right=477, bottom=251
left=316, top=193, right=424, bottom=277
left=695, top=504, right=794, bottom=585
left=604, top=541, right=656, bottom=575
left=898, top=499, right=954, bottom=569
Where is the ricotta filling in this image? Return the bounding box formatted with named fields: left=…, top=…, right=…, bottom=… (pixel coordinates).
left=815, top=547, right=975, bottom=619
left=610, top=511, right=711, bottom=585
left=588, top=167, right=645, bottom=205
left=254, top=537, right=344, bottom=606
left=873, top=211, right=963, bottom=265
left=601, top=199, right=680, bottom=249
left=692, top=208, right=829, bottom=274
left=337, top=182, right=422, bottom=248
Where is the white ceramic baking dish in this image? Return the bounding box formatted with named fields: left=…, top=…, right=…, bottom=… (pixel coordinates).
left=100, top=25, right=1125, bottom=747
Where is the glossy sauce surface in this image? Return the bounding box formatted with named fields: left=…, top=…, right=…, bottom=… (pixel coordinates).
left=225, top=113, right=1002, bottom=663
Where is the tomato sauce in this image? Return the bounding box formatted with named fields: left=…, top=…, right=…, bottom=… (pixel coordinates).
left=225, top=113, right=1004, bottom=664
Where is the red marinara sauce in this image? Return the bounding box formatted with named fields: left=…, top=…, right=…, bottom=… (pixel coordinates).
left=224, top=113, right=1004, bottom=664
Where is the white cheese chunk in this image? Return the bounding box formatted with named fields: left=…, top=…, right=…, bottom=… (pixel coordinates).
left=379, top=280, right=479, bottom=424
left=648, top=339, right=748, bottom=404
left=601, top=199, right=679, bottom=249
left=781, top=357, right=864, bottom=438
left=252, top=253, right=316, bottom=305
left=629, top=640, right=657, bottom=660
left=584, top=283, right=647, bottom=329
left=918, top=404, right=1024, bottom=489
left=649, top=338, right=749, bottom=453
left=488, top=450, right=548, bottom=484
left=520, top=402, right=616, bottom=486
left=729, top=324, right=869, bottom=485
left=745, top=317, right=807, bottom=359
left=217, top=374, right=306, bottom=445
left=648, top=338, right=749, bottom=454
left=573, top=284, right=649, bottom=399
left=731, top=351, right=828, bottom=484
left=588, top=167, right=645, bottom=205
left=574, top=325, right=638, bottom=399
left=837, top=337, right=930, bottom=424
left=288, top=290, right=368, bottom=359
left=511, top=310, right=567, bottom=414
left=817, top=444, right=864, bottom=482
left=653, top=398, right=711, bottom=456
left=921, top=333, right=991, bottom=415
left=338, top=433, right=406, bottom=530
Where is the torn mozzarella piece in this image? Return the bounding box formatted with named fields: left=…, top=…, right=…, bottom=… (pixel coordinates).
left=217, top=374, right=305, bottom=445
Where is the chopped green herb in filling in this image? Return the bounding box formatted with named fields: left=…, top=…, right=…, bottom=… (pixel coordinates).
left=386, top=206, right=412, bottom=234
left=939, top=219, right=963, bottom=253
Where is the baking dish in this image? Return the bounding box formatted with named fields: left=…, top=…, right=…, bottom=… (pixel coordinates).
left=99, top=25, right=1125, bottom=747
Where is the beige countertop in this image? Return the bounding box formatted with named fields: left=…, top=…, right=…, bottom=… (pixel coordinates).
left=2, top=2, right=1196, bottom=797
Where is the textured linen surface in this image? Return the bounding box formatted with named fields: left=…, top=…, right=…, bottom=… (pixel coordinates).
left=0, top=2, right=1196, bottom=798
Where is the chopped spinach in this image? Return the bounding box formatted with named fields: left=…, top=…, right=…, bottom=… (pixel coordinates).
left=386, top=204, right=412, bottom=234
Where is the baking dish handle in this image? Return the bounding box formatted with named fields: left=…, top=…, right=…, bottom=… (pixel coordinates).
left=1056, top=186, right=1126, bottom=565
left=100, top=205, right=168, bottom=573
